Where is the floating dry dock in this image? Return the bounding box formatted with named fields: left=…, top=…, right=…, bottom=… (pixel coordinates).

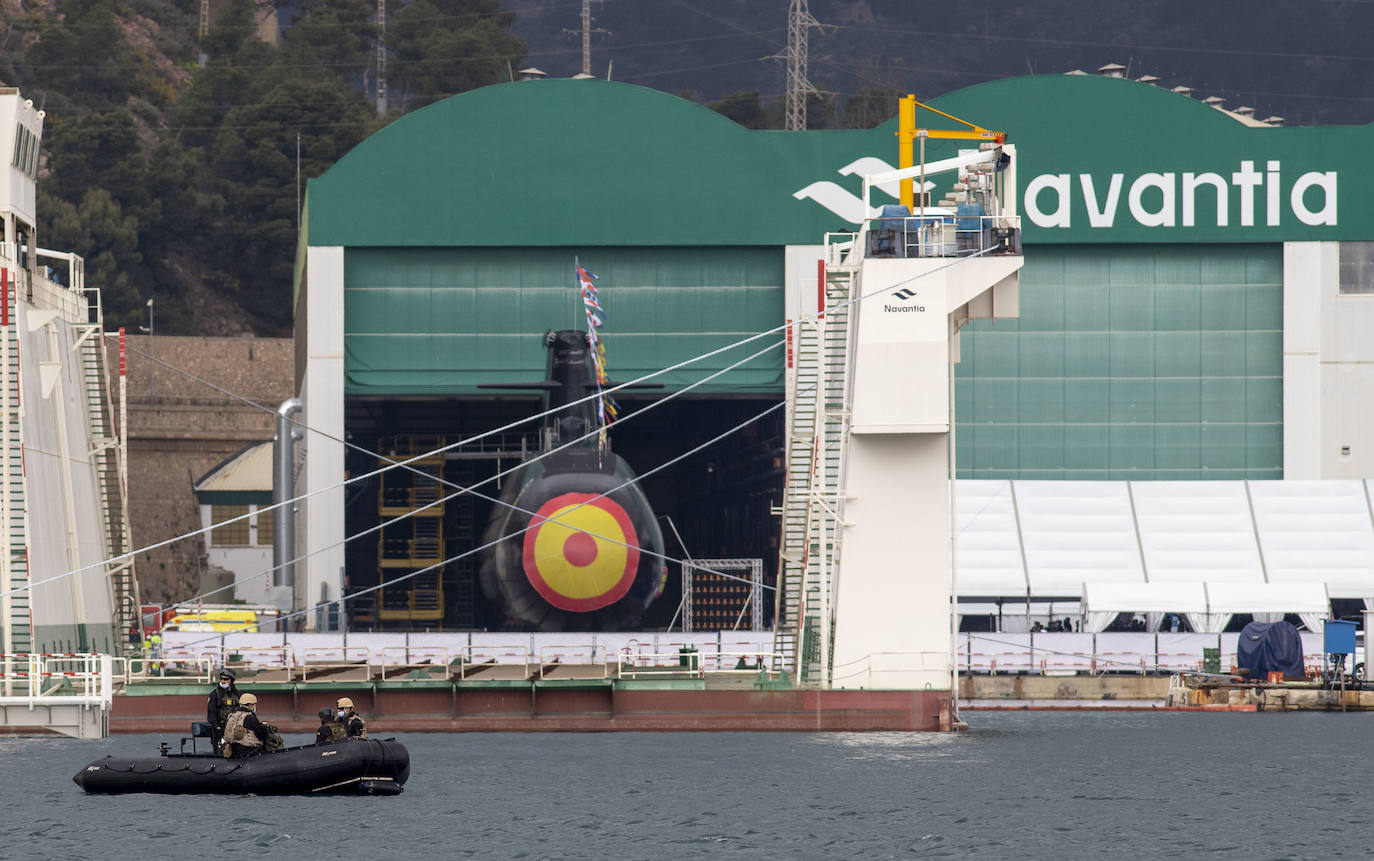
left=111, top=664, right=959, bottom=733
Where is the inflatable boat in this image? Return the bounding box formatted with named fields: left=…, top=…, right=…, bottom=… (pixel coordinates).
left=73, top=736, right=410, bottom=795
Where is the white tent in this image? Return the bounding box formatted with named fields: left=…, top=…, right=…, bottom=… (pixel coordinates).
left=954, top=480, right=1374, bottom=630
left=1203, top=582, right=1330, bottom=634
left=957, top=600, right=1081, bottom=632
left=1081, top=582, right=1207, bottom=633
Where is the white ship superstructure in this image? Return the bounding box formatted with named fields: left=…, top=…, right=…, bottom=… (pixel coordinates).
left=0, top=88, right=138, bottom=659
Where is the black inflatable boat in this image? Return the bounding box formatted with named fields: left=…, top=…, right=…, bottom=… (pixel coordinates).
left=73, top=736, right=410, bottom=795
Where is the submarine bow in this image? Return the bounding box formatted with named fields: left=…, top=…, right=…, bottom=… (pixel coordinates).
left=478, top=330, right=666, bottom=631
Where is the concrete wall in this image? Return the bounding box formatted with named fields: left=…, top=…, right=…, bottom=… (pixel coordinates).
left=961, top=674, right=1171, bottom=701
left=118, top=335, right=293, bottom=604
left=1283, top=242, right=1374, bottom=479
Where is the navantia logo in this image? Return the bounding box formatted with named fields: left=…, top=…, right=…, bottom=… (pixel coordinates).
left=792, top=155, right=1339, bottom=232
left=884, top=288, right=924, bottom=313
left=1025, top=160, right=1337, bottom=229
left=793, top=157, right=929, bottom=223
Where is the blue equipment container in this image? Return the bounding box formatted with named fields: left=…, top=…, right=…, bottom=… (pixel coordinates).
left=1324, top=619, right=1357, bottom=656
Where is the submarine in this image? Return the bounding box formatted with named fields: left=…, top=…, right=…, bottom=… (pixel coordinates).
left=477, top=330, right=667, bottom=631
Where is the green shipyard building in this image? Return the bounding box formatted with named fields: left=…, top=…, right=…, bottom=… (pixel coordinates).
left=292, top=73, right=1374, bottom=631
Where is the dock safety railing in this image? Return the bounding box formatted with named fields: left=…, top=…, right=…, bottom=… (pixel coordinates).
left=112, top=656, right=215, bottom=685
left=0, top=653, right=112, bottom=705
left=615, top=649, right=781, bottom=680
left=958, top=632, right=1331, bottom=677
left=864, top=214, right=1021, bottom=260
left=830, top=650, right=951, bottom=688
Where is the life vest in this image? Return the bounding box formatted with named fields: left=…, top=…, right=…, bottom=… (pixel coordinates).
left=221, top=709, right=262, bottom=757
left=215, top=692, right=237, bottom=725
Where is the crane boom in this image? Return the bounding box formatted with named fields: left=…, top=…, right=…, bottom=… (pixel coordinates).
left=896, top=95, right=1006, bottom=210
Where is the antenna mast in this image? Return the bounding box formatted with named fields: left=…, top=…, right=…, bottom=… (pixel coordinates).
left=197, top=0, right=209, bottom=65
left=784, top=0, right=821, bottom=130
left=375, top=0, right=387, bottom=114
left=564, top=0, right=609, bottom=77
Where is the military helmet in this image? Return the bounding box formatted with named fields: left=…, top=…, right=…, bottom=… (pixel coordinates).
left=240, top=692, right=258, bottom=706
left=337, top=697, right=354, bottom=709
left=318, top=706, right=333, bottom=720
left=218, top=667, right=237, bottom=680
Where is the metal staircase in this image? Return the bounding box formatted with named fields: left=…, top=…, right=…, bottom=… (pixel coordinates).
left=0, top=275, right=29, bottom=654
left=74, top=291, right=139, bottom=656
left=772, top=238, right=862, bottom=686
left=377, top=439, right=446, bottom=622
left=447, top=460, right=477, bottom=627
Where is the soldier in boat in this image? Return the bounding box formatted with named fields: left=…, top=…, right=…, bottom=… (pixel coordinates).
left=206, top=668, right=240, bottom=752
left=337, top=697, right=367, bottom=738
left=222, top=693, right=282, bottom=758
left=315, top=706, right=347, bottom=744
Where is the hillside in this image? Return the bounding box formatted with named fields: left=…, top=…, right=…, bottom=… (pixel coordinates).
left=510, top=0, right=1374, bottom=129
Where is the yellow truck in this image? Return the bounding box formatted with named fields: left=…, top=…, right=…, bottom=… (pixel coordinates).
left=161, top=605, right=279, bottom=633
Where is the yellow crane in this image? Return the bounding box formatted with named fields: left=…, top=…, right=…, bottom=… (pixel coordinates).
left=896, top=95, right=1006, bottom=211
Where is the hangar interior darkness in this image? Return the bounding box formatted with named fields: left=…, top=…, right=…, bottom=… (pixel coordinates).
left=342, top=394, right=784, bottom=631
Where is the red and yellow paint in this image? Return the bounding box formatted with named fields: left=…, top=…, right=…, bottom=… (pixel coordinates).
left=522, top=492, right=640, bottom=612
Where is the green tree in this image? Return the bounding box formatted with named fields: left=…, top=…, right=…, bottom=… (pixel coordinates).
left=41, top=188, right=145, bottom=325
left=207, top=77, right=375, bottom=331
left=390, top=0, right=524, bottom=110
left=706, top=91, right=776, bottom=129
left=177, top=0, right=283, bottom=149
left=23, top=0, right=133, bottom=110
left=842, top=87, right=901, bottom=129
left=40, top=111, right=145, bottom=208
left=281, top=0, right=377, bottom=88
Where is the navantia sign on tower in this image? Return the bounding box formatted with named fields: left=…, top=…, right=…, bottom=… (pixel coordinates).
left=1024, top=161, right=1338, bottom=231
left=923, top=74, right=1373, bottom=244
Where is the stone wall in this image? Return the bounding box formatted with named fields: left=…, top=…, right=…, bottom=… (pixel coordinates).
left=113, top=335, right=294, bottom=603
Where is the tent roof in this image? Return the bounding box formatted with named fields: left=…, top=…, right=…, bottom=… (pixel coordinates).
left=1082, top=582, right=1207, bottom=614
left=1205, top=582, right=1329, bottom=614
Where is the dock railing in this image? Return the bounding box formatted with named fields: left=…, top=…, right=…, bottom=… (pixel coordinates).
left=959, top=632, right=1330, bottom=677
left=0, top=653, right=113, bottom=706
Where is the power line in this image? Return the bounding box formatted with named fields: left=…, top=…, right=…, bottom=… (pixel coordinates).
left=782, top=0, right=821, bottom=131
left=179, top=399, right=786, bottom=647
left=150, top=337, right=785, bottom=609
left=171, top=249, right=1001, bottom=643
left=821, top=21, right=1374, bottom=64
left=5, top=246, right=990, bottom=607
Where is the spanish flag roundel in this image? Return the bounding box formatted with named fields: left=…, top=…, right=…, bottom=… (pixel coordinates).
left=522, top=492, right=640, bottom=612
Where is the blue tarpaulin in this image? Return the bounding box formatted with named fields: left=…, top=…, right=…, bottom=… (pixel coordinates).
left=1236, top=621, right=1305, bottom=680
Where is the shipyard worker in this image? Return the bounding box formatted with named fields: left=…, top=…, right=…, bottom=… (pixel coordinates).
left=207, top=668, right=240, bottom=751
left=222, top=693, right=282, bottom=758
left=315, top=706, right=347, bottom=745
left=337, top=697, right=368, bottom=739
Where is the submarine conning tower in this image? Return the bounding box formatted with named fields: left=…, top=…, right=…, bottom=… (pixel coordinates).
left=541, top=329, right=602, bottom=451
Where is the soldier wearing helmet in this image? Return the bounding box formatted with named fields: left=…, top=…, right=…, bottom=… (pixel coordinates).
left=206, top=667, right=240, bottom=753
left=315, top=705, right=347, bottom=745
left=336, top=696, right=367, bottom=739
left=221, top=692, right=280, bottom=758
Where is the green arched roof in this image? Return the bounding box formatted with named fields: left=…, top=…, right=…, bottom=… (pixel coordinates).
left=306, top=79, right=876, bottom=248
left=305, top=75, right=1374, bottom=249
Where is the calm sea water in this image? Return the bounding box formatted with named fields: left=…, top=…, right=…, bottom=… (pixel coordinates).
left=5, top=711, right=1365, bottom=860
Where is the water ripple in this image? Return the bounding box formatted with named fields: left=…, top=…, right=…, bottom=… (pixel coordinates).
left=11, top=714, right=1371, bottom=859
